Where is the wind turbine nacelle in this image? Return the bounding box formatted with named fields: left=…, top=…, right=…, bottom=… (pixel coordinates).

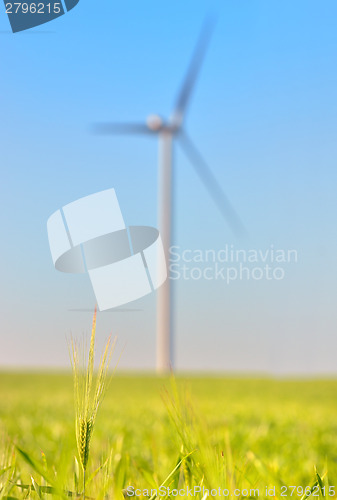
left=146, top=115, right=163, bottom=131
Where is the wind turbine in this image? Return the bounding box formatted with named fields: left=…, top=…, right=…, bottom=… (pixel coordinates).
left=93, top=17, right=245, bottom=374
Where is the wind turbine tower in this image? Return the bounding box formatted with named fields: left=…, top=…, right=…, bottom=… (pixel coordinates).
left=94, top=18, right=244, bottom=373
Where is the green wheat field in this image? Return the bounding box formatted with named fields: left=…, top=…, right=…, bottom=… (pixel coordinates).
left=1, top=369, right=337, bottom=499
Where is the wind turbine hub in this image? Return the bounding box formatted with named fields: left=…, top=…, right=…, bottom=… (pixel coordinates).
left=146, top=114, right=163, bottom=131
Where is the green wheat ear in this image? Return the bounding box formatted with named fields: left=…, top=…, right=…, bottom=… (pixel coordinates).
left=70, top=306, right=115, bottom=498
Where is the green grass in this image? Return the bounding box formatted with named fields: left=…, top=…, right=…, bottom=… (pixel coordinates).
left=1, top=373, right=337, bottom=499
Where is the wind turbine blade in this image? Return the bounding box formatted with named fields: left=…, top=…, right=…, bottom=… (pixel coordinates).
left=178, top=133, right=247, bottom=238
left=171, top=15, right=217, bottom=127
left=92, top=123, right=151, bottom=135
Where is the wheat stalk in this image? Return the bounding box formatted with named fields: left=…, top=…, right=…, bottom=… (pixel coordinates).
left=70, top=306, right=115, bottom=499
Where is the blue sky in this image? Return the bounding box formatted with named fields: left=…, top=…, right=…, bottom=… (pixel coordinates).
left=1, top=0, right=337, bottom=373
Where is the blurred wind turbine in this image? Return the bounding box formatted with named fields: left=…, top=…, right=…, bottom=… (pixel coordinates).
left=93, top=17, right=245, bottom=374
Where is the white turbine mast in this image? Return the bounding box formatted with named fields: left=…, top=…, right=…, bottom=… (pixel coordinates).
left=93, top=17, right=245, bottom=374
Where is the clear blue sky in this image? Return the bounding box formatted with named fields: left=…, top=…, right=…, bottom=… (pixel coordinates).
left=1, top=0, right=337, bottom=373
